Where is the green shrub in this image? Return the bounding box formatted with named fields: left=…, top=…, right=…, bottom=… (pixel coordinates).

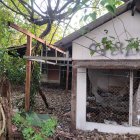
left=0, top=50, right=26, bottom=85
left=12, top=112, right=57, bottom=140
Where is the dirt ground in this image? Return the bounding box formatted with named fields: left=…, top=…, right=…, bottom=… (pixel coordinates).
left=11, top=85, right=140, bottom=140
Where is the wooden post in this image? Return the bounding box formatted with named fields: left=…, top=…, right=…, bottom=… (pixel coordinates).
left=129, top=70, right=133, bottom=126
left=25, top=36, right=32, bottom=112
left=71, top=61, right=77, bottom=129
left=65, top=52, right=69, bottom=94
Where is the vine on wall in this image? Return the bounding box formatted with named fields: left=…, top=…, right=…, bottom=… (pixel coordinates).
left=89, top=0, right=140, bottom=56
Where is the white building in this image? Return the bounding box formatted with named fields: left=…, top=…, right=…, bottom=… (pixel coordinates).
left=56, top=1, right=140, bottom=134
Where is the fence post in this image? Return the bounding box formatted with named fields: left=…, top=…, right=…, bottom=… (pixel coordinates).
left=129, top=70, right=133, bottom=126
left=25, top=36, right=32, bottom=112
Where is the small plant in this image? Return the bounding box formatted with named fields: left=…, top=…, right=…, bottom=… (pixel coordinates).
left=12, top=112, right=57, bottom=140
left=89, top=28, right=140, bottom=56
left=126, top=38, right=140, bottom=51
left=41, top=119, right=57, bottom=138
left=89, top=30, right=121, bottom=56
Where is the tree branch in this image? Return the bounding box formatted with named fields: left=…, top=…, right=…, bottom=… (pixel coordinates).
left=0, top=0, right=88, bottom=37
left=31, top=0, right=34, bottom=19
left=17, top=0, right=32, bottom=15
left=0, top=1, right=29, bottom=19
left=18, top=0, right=45, bottom=18
left=50, top=21, right=60, bottom=44
left=54, top=0, right=60, bottom=12
left=32, top=17, right=50, bottom=25
left=34, top=1, right=46, bottom=14
left=56, top=0, right=74, bottom=13
left=55, top=0, right=80, bottom=20
left=39, top=21, right=52, bottom=38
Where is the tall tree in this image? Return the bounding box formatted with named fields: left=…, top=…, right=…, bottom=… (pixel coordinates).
left=0, top=0, right=99, bottom=38
left=0, top=0, right=126, bottom=39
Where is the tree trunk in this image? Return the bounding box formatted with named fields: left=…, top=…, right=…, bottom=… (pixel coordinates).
left=0, top=76, right=13, bottom=140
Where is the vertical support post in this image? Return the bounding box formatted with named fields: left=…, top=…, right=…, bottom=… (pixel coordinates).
left=71, top=61, right=77, bottom=129
left=65, top=51, right=69, bottom=94
left=55, top=50, right=58, bottom=64
left=25, top=35, right=32, bottom=112
left=40, top=47, right=43, bottom=72
left=129, top=70, right=133, bottom=126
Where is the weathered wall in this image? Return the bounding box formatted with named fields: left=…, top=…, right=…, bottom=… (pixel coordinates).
left=72, top=11, right=140, bottom=60
left=41, top=65, right=60, bottom=84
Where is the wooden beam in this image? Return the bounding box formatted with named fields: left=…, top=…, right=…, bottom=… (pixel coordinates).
left=73, top=60, right=140, bottom=69
left=8, top=22, right=66, bottom=54
left=71, top=61, right=77, bottom=129
left=129, top=70, right=133, bottom=126
left=65, top=61, right=69, bottom=94
left=65, top=52, right=69, bottom=94
left=25, top=36, right=32, bottom=112
left=24, top=56, right=72, bottom=61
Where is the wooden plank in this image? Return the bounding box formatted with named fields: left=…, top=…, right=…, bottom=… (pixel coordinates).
left=25, top=36, right=32, bottom=112
left=129, top=70, right=133, bottom=126
left=71, top=61, right=77, bottom=129
left=8, top=22, right=66, bottom=54
left=24, top=56, right=72, bottom=61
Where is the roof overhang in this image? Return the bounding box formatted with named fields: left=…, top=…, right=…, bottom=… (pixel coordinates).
left=55, top=0, right=133, bottom=49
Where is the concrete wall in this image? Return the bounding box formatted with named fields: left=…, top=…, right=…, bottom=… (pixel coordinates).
left=72, top=11, right=140, bottom=60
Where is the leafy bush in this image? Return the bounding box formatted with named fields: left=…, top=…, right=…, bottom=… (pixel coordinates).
left=30, top=62, right=41, bottom=108
left=0, top=49, right=26, bottom=85
left=12, top=112, right=57, bottom=140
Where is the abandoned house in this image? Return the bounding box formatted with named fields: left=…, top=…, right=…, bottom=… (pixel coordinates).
left=8, top=43, right=72, bottom=89
left=56, top=1, right=140, bottom=134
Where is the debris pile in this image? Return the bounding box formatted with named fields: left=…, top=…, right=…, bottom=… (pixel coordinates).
left=12, top=86, right=140, bottom=140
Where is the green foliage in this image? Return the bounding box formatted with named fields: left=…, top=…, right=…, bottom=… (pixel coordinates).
left=100, top=0, right=123, bottom=14
left=30, top=62, right=41, bottom=108
left=41, top=118, right=57, bottom=137
left=90, top=30, right=119, bottom=56
left=82, top=12, right=97, bottom=22
left=101, top=37, right=114, bottom=50
left=89, top=12, right=97, bottom=21
left=6, top=57, right=26, bottom=85
left=90, top=30, right=140, bottom=56
left=17, top=62, right=41, bottom=110
left=12, top=112, right=57, bottom=140
left=0, top=48, right=26, bottom=85
left=0, top=3, right=27, bottom=48
left=105, top=4, right=116, bottom=14
left=22, top=127, right=35, bottom=140
left=0, top=1, right=62, bottom=49
left=126, top=38, right=140, bottom=51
